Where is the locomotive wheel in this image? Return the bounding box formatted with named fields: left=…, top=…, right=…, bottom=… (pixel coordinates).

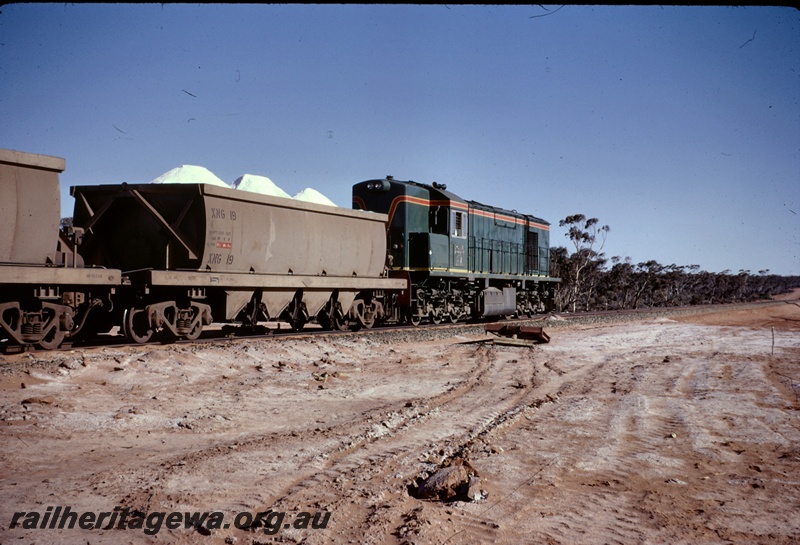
left=408, top=312, right=422, bottom=327
left=448, top=311, right=460, bottom=324
left=430, top=308, right=443, bottom=325
left=123, top=307, right=153, bottom=344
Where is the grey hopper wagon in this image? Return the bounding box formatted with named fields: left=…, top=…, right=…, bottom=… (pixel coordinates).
left=0, top=149, right=120, bottom=349
left=71, top=182, right=406, bottom=341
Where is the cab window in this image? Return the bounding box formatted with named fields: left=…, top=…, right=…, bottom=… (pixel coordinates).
left=452, top=210, right=467, bottom=238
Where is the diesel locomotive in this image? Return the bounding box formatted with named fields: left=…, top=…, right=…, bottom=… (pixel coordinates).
left=353, top=176, right=558, bottom=325
left=0, top=149, right=558, bottom=350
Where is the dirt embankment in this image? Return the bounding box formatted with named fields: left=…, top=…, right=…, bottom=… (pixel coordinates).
left=1, top=301, right=798, bottom=545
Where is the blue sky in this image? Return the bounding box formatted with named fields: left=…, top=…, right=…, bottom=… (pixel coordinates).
left=2, top=4, right=798, bottom=275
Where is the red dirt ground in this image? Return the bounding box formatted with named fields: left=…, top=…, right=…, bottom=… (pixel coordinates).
left=1, top=299, right=798, bottom=544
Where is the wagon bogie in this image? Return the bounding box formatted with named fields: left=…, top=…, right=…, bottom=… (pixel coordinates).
left=121, top=300, right=212, bottom=343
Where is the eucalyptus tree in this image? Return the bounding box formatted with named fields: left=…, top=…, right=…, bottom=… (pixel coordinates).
left=558, top=214, right=610, bottom=313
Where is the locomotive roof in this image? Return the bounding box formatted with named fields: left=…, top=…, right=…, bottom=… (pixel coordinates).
left=397, top=179, right=467, bottom=204
left=382, top=177, right=549, bottom=226
left=467, top=199, right=550, bottom=226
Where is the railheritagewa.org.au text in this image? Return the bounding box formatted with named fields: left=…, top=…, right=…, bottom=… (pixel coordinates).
left=8, top=506, right=330, bottom=536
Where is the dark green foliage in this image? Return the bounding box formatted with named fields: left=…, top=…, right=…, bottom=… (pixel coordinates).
left=551, top=214, right=800, bottom=312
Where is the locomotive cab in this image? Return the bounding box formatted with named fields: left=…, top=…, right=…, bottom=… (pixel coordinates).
left=352, top=176, right=469, bottom=273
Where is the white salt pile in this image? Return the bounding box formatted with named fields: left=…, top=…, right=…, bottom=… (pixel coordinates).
left=293, top=188, right=337, bottom=207
left=150, top=165, right=229, bottom=187
left=148, top=165, right=336, bottom=207
left=232, top=174, right=292, bottom=199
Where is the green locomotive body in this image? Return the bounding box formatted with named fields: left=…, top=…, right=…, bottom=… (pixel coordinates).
left=353, top=176, right=559, bottom=324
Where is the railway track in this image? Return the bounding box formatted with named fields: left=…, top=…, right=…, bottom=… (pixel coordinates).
left=1, top=299, right=781, bottom=355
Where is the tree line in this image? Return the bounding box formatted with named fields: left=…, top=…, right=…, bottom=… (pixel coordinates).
left=550, top=214, right=800, bottom=313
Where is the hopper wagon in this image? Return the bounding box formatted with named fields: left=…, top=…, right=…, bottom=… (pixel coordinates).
left=0, top=149, right=120, bottom=349
left=70, top=183, right=407, bottom=342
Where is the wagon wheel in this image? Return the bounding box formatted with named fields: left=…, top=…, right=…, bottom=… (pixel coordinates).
left=353, top=300, right=375, bottom=329
left=183, top=319, right=203, bottom=341
left=319, top=302, right=348, bottom=331
left=123, top=307, right=153, bottom=344
left=332, top=307, right=349, bottom=331
left=317, top=312, right=332, bottom=331
left=38, top=324, right=66, bottom=350
left=289, top=315, right=306, bottom=332
left=286, top=299, right=307, bottom=332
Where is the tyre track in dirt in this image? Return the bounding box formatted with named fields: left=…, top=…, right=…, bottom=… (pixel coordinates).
left=210, top=343, right=550, bottom=544
left=250, top=339, right=611, bottom=545
left=412, top=319, right=800, bottom=545
left=63, top=338, right=521, bottom=544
